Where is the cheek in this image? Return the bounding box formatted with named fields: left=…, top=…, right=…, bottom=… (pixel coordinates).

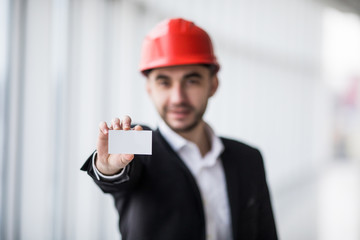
left=150, top=90, right=168, bottom=108
left=188, top=89, right=209, bottom=106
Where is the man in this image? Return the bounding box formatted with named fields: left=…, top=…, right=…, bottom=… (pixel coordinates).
left=81, top=18, right=278, bottom=240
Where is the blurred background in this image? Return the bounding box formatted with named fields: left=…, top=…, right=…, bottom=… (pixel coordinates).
left=1, top=0, right=360, bottom=239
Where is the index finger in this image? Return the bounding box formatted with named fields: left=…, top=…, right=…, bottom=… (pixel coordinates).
left=99, top=121, right=109, bottom=135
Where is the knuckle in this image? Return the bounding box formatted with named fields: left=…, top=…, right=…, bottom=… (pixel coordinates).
left=123, top=115, right=131, bottom=122
left=99, top=121, right=106, bottom=129
left=120, top=158, right=129, bottom=166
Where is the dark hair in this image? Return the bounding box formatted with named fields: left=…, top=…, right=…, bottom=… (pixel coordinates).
left=143, top=64, right=217, bottom=77
left=201, top=64, right=217, bottom=76
left=143, top=69, right=152, bottom=76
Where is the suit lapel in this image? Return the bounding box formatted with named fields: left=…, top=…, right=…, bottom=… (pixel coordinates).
left=221, top=143, right=240, bottom=240
left=154, top=129, right=206, bottom=236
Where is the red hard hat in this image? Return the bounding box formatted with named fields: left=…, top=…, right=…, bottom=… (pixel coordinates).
left=139, top=18, right=220, bottom=75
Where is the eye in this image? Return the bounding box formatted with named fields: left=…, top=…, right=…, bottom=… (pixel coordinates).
left=187, top=79, right=200, bottom=85
left=157, top=79, right=170, bottom=87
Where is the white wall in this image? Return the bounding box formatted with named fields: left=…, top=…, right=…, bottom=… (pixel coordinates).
left=1, top=0, right=357, bottom=239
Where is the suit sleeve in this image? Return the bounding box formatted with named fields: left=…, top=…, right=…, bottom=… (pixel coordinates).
left=255, top=150, right=278, bottom=240
left=80, top=151, right=144, bottom=194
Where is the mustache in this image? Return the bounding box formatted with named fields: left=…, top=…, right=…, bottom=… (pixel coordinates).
left=165, top=104, right=194, bottom=112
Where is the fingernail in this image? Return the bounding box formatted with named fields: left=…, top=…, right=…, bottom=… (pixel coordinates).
left=104, top=129, right=108, bottom=134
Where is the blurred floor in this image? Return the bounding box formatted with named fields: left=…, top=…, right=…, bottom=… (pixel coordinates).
left=318, top=159, right=360, bottom=240
left=274, top=159, right=360, bottom=240
left=274, top=169, right=318, bottom=239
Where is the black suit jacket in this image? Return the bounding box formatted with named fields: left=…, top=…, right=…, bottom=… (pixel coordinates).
left=81, top=128, right=278, bottom=240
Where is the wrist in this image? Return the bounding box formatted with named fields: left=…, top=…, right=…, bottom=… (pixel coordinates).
left=95, top=155, right=123, bottom=176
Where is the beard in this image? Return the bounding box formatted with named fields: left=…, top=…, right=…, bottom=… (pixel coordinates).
left=161, top=102, right=207, bottom=133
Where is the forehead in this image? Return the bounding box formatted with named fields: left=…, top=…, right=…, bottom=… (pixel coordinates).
left=148, top=65, right=210, bottom=79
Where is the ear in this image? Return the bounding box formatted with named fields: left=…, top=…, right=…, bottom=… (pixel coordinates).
left=146, top=78, right=152, bottom=96
left=209, top=75, right=219, bottom=97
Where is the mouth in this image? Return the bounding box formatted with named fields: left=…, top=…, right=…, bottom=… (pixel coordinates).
left=166, top=106, right=193, bottom=120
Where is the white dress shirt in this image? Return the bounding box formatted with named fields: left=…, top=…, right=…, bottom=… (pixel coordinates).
left=158, top=121, right=233, bottom=240
left=93, top=121, right=233, bottom=240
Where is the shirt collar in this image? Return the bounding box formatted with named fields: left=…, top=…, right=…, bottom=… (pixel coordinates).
left=158, top=120, right=224, bottom=159
left=158, top=120, right=188, bottom=152
left=204, top=125, right=224, bottom=164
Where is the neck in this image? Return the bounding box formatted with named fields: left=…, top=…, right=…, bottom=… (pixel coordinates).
left=177, top=121, right=211, bottom=157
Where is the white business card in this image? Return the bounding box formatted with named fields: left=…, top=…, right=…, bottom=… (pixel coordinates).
left=108, top=130, right=152, bottom=155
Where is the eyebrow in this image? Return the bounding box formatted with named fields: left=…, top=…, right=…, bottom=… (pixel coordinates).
left=155, top=74, right=170, bottom=81
left=154, top=72, right=203, bottom=81
left=183, top=72, right=202, bottom=79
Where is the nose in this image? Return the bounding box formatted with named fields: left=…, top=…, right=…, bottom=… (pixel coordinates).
left=170, top=83, right=186, bottom=104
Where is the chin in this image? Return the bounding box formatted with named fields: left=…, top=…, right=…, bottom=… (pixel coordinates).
left=167, top=119, right=200, bottom=133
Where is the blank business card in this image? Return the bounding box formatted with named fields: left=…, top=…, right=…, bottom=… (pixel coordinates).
left=108, top=130, right=152, bottom=155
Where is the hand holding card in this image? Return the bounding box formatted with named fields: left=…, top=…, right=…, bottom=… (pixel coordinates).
left=96, top=115, right=144, bottom=175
